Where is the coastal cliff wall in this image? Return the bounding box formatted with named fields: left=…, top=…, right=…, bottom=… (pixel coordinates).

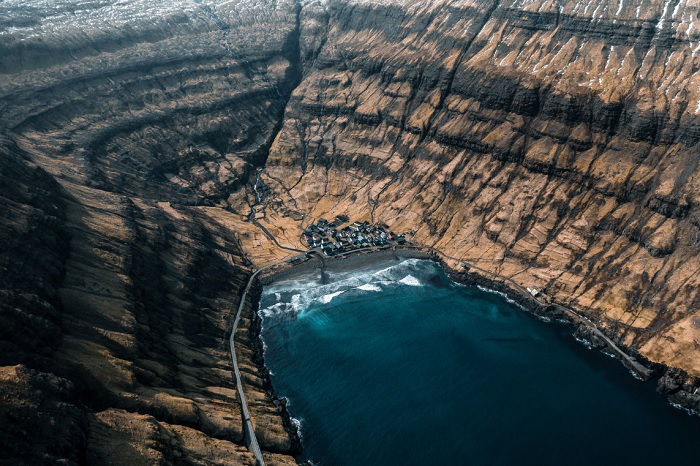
left=259, top=0, right=700, bottom=389
left=1, top=0, right=699, bottom=462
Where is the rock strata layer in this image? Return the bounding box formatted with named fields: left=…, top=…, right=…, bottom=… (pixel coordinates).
left=1, top=0, right=700, bottom=463
left=0, top=0, right=300, bottom=463
left=260, top=0, right=700, bottom=411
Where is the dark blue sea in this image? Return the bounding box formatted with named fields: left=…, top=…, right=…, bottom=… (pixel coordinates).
left=259, top=259, right=699, bottom=465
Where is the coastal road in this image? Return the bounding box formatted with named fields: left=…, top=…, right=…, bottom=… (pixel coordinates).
left=228, top=245, right=401, bottom=463
left=315, top=242, right=652, bottom=379
left=229, top=253, right=306, bottom=466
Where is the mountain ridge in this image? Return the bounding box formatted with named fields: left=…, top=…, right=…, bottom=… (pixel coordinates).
left=1, top=0, right=699, bottom=463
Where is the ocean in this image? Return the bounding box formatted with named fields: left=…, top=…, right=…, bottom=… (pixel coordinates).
left=259, top=258, right=699, bottom=465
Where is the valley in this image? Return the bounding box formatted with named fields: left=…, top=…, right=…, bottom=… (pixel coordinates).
left=1, top=0, right=700, bottom=463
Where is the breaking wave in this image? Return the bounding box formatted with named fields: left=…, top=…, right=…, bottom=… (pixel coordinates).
left=399, top=274, right=422, bottom=287
left=291, top=416, right=303, bottom=439
left=476, top=285, right=526, bottom=310
left=259, top=258, right=432, bottom=317
left=357, top=283, right=382, bottom=292
left=319, top=290, right=345, bottom=304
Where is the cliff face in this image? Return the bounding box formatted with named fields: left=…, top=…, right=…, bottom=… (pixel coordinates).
left=0, top=0, right=300, bottom=463
left=261, top=0, right=700, bottom=380
left=1, top=0, right=700, bottom=462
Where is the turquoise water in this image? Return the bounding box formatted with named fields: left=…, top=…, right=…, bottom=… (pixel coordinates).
left=259, top=259, right=700, bottom=465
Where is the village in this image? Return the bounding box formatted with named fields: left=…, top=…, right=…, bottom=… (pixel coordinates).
left=302, top=215, right=408, bottom=256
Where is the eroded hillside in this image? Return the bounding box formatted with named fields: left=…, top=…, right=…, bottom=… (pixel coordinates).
left=0, top=0, right=300, bottom=463
left=259, top=0, right=700, bottom=383
left=1, top=0, right=700, bottom=463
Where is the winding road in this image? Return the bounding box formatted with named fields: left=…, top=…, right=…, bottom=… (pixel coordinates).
left=229, top=253, right=305, bottom=466
left=249, top=216, right=305, bottom=253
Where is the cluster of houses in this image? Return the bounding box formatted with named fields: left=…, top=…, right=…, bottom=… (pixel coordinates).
left=302, top=216, right=407, bottom=255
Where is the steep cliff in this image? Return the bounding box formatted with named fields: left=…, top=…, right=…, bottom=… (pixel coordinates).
left=1, top=0, right=700, bottom=463
left=0, top=0, right=300, bottom=463
left=259, top=0, right=700, bottom=405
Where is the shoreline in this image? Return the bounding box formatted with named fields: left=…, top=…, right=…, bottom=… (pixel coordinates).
left=259, top=247, right=434, bottom=284
left=246, top=247, right=435, bottom=460
left=247, top=283, right=304, bottom=457
left=243, top=246, right=699, bottom=461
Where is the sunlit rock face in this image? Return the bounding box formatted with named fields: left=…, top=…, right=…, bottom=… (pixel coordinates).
left=262, top=0, right=700, bottom=378
left=1, top=0, right=700, bottom=463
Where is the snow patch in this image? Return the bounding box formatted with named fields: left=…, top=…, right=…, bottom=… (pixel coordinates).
left=657, top=0, right=673, bottom=30
left=615, top=0, right=625, bottom=16
left=672, top=0, right=682, bottom=19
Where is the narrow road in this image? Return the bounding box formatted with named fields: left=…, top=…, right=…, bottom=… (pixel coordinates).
left=229, top=245, right=398, bottom=462
left=250, top=216, right=305, bottom=253
left=229, top=253, right=306, bottom=466
left=402, top=244, right=654, bottom=379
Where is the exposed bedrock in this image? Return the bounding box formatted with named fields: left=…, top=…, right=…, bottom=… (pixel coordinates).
left=261, top=0, right=700, bottom=404
left=0, top=134, right=297, bottom=463
left=1, top=0, right=700, bottom=462
left=0, top=0, right=300, bottom=463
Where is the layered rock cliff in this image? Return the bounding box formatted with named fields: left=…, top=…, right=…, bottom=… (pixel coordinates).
left=1, top=0, right=700, bottom=463
left=0, top=0, right=300, bottom=463
left=260, top=0, right=700, bottom=405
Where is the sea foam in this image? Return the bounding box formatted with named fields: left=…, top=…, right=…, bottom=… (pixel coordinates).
left=399, top=274, right=422, bottom=286
left=319, top=290, right=345, bottom=304
left=357, top=283, right=382, bottom=292
left=260, top=259, right=431, bottom=316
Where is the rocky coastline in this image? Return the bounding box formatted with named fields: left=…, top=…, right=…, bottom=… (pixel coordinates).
left=247, top=246, right=699, bottom=461
left=437, top=253, right=700, bottom=417
left=247, top=283, right=304, bottom=457
left=428, top=249, right=700, bottom=417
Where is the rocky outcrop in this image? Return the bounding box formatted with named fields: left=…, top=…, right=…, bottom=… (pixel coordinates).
left=658, top=368, right=700, bottom=413
left=0, top=138, right=83, bottom=463
left=0, top=144, right=298, bottom=462
left=1, top=0, right=700, bottom=462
